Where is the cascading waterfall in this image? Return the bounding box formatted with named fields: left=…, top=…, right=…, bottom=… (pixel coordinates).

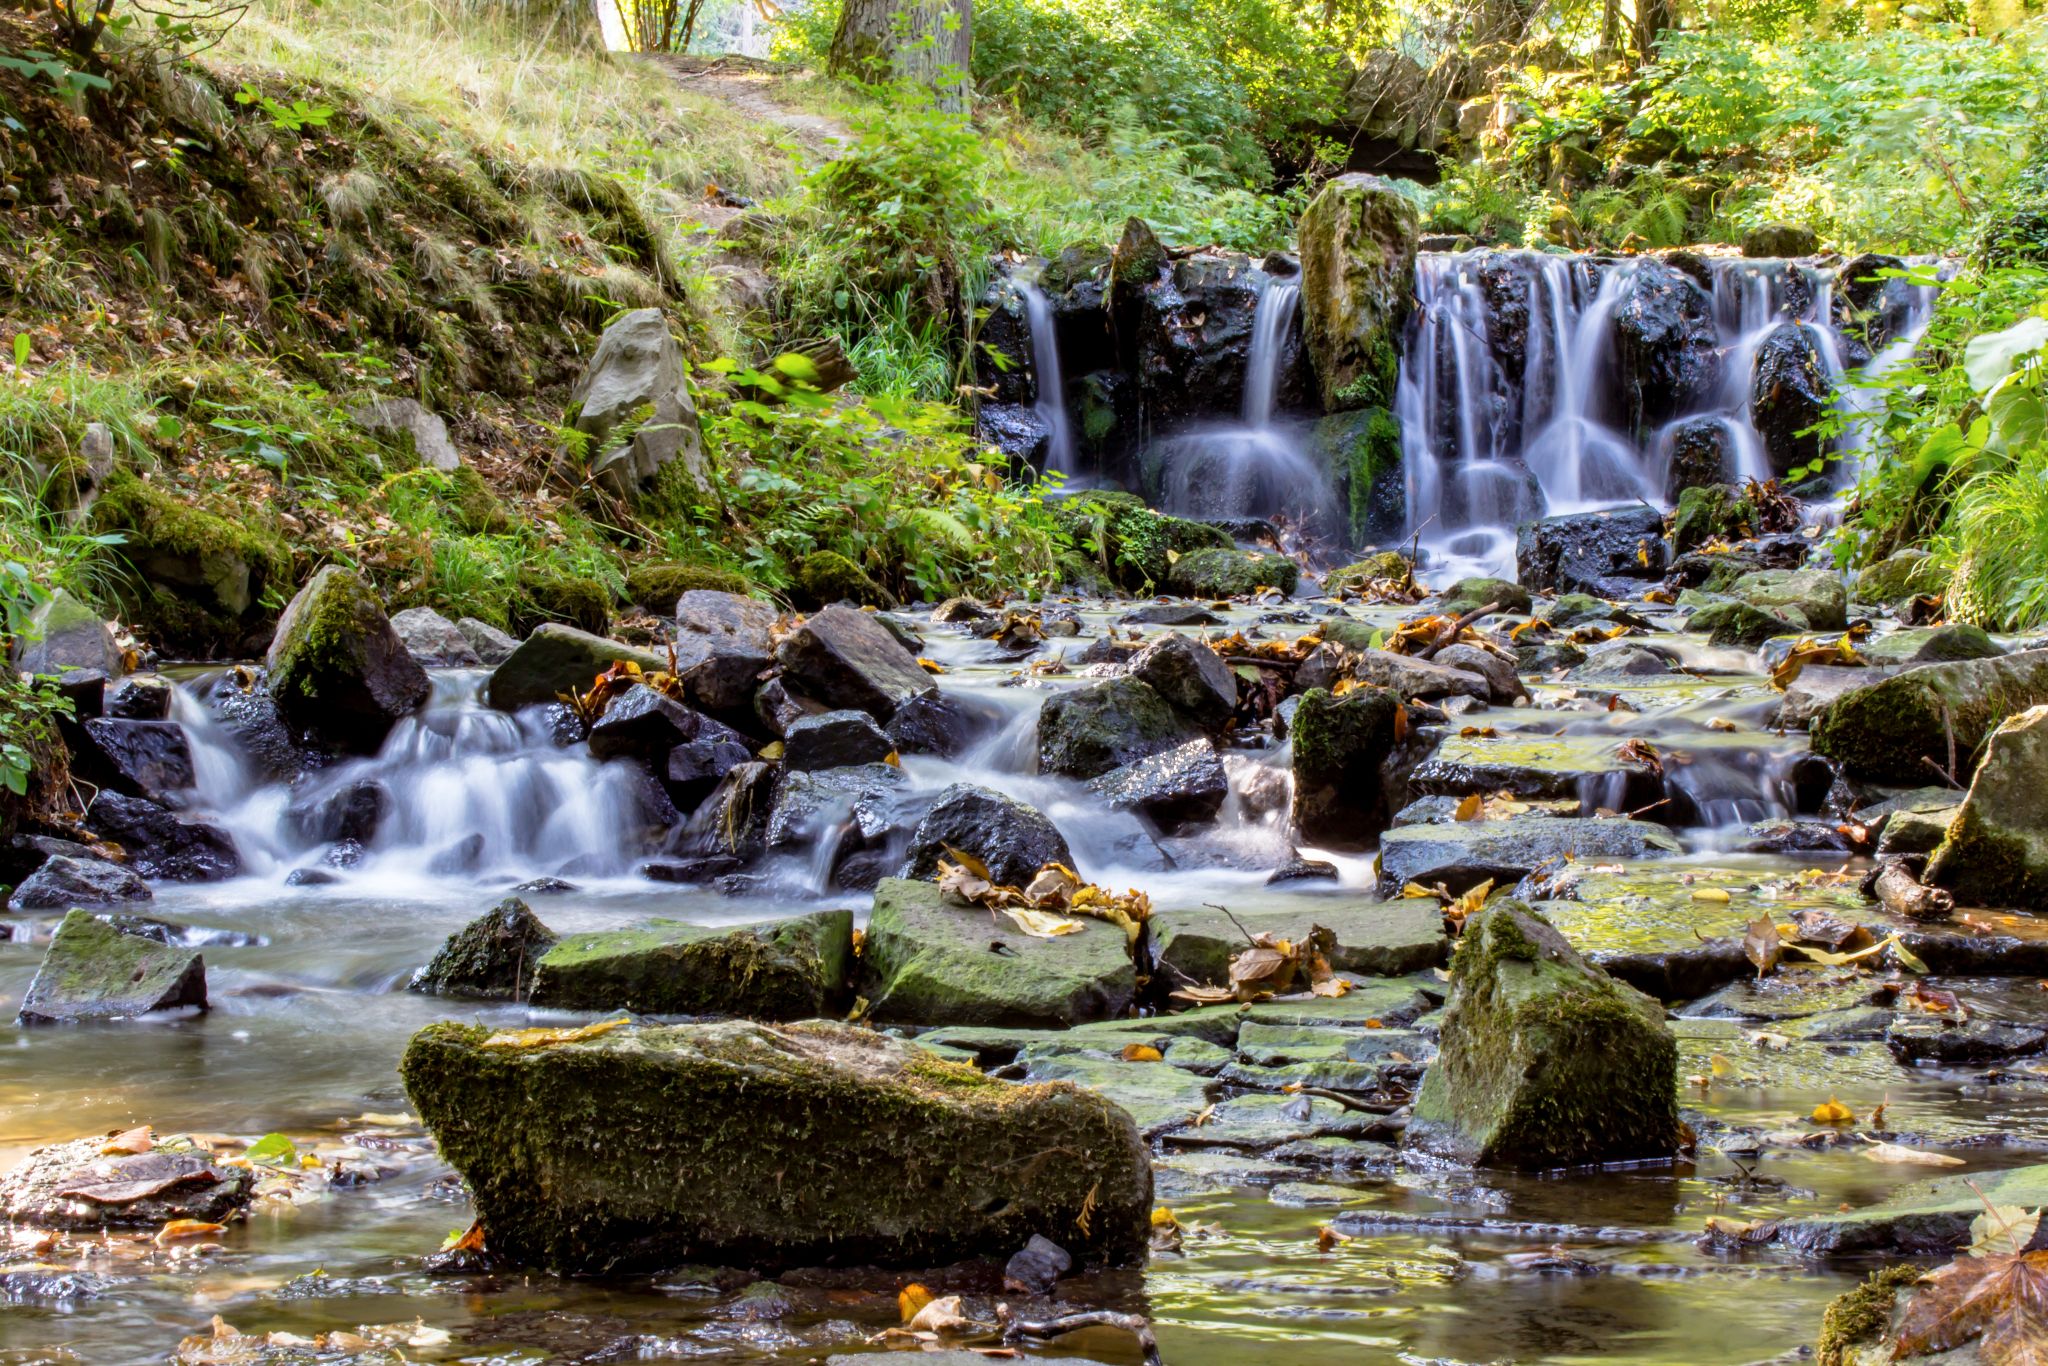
left=1394, top=250, right=1938, bottom=581
left=1018, top=281, right=1077, bottom=476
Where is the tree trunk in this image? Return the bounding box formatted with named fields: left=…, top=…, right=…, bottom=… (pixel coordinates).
left=828, top=0, right=972, bottom=111
left=1631, top=0, right=1673, bottom=63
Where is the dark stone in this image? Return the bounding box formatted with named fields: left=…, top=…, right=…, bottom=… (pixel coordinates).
left=75, top=718, right=193, bottom=801
left=1086, top=738, right=1228, bottom=831
left=529, top=909, right=853, bottom=1018
left=1376, top=817, right=1682, bottom=897
left=885, top=693, right=989, bottom=758
left=588, top=685, right=707, bottom=763
left=1671, top=483, right=1757, bottom=553
left=1128, top=632, right=1237, bottom=729
left=673, top=590, right=778, bottom=716
left=284, top=868, right=338, bottom=886
left=103, top=675, right=172, bottom=721
left=1289, top=685, right=1401, bottom=852
left=763, top=765, right=906, bottom=869
left=900, top=784, right=1073, bottom=887
left=83, top=793, right=239, bottom=882
left=1661, top=418, right=1734, bottom=498
left=199, top=671, right=317, bottom=784
left=774, top=605, right=936, bottom=722
left=0, top=834, right=92, bottom=888
left=7, top=855, right=152, bottom=912
left=664, top=718, right=754, bottom=806
left=1742, top=223, right=1818, bottom=258
left=1751, top=322, right=1831, bottom=479
left=1268, top=853, right=1340, bottom=884
left=19, top=909, right=206, bottom=1023
left=1037, top=677, right=1204, bottom=780
left=1840, top=252, right=1916, bottom=349
left=1004, top=1233, right=1074, bottom=1294
left=783, top=709, right=895, bottom=770
left=1118, top=604, right=1222, bottom=626
left=284, top=779, right=387, bottom=846
left=265, top=565, right=430, bottom=754
left=487, top=625, right=667, bottom=713
left=1887, top=1018, right=2048, bottom=1065
left=410, top=897, right=562, bottom=999
left=427, top=833, right=487, bottom=875
left=1613, top=262, right=1719, bottom=430
left=1515, top=506, right=1668, bottom=596
left=640, top=855, right=745, bottom=884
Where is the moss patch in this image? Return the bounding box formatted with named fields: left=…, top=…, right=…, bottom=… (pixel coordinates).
left=623, top=562, right=753, bottom=608
left=530, top=910, right=853, bottom=1019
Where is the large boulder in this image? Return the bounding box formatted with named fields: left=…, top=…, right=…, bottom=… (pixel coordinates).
left=1165, top=547, right=1299, bottom=598
left=400, top=1017, right=1152, bottom=1272
left=389, top=606, right=482, bottom=668
left=900, top=784, right=1073, bottom=888
left=1812, top=649, right=2048, bottom=783
left=265, top=566, right=429, bottom=753
left=1660, top=417, right=1735, bottom=498
left=1742, top=223, right=1818, bottom=257
left=487, top=624, right=666, bottom=712
left=0, top=1135, right=254, bottom=1230
left=89, top=468, right=290, bottom=656
left=1087, top=738, right=1229, bottom=831
left=1297, top=174, right=1420, bottom=411
left=1128, top=632, right=1236, bottom=729
left=83, top=793, right=239, bottom=882
left=74, top=718, right=193, bottom=802
left=566, top=307, right=707, bottom=500
left=1856, top=549, right=1949, bottom=604
left=862, top=878, right=1136, bottom=1027
left=1405, top=901, right=1678, bottom=1168
left=528, top=910, right=853, bottom=1018
left=783, top=709, right=895, bottom=770
left=1037, top=677, right=1204, bottom=780
left=1515, top=506, right=1668, bottom=596
left=19, top=910, right=207, bottom=1023
left=1375, top=817, right=1683, bottom=897
left=1670, top=483, right=1755, bottom=553
left=775, top=605, right=935, bottom=722
left=7, top=855, right=151, bottom=912
left=1750, top=322, right=1831, bottom=478
left=14, top=590, right=121, bottom=686
left=1613, top=261, right=1719, bottom=429
left=1290, top=685, right=1402, bottom=851
left=409, top=897, right=561, bottom=999
left=586, top=684, right=708, bottom=763
left=1728, top=567, right=1847, bottom=633
left=1302, top=407, right=1405, bottom=543
left=1925, top=704, right=2048, bottom=908
left=673, top=590, right=777, bottom=715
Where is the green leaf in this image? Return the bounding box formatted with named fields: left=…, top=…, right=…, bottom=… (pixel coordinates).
left=11, top=334, right=27, bottom=370
left=244, top=1132, right=297, bottom=1167
left=1963, top=316, right=2048, bottom=396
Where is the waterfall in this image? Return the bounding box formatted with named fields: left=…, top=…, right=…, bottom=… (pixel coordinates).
left=1241, top=282, right=1299, bottom=427
left=1019, top=281, right=1076, bottom=476
left=171, top=671, right=655, bottom=889
left=1393, top=250, right=1940, bottom=581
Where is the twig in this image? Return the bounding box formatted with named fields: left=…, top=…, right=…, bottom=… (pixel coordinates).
left=1205, top=902, right=1258, bottom=948
left=1289, top=1086, right=1402, bottom=1114
left=1416, top=602, right=1501, bottom=660
left=998, top=1307, right=1162, bottom=1366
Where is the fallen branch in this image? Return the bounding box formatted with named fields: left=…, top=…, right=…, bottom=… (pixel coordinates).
left=1289, top=1086, right=1402, bottom=1114
left=998, top=1307, right=1162, bottom=1366
left=1416, top=602, right=1502, bottom=660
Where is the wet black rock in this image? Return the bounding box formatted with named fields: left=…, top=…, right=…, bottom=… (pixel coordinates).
left=775, top=605, right=936, bottom=723
left=19, top=909, right=207, bottom=1023
left=1086, top=738, right=1228, bottom=831
left=103, top=674, right=172, bottom=721
left=84, top=793, right=239, bottom=882
left=1839, top=252, right=1916, bottom=349
left=1037, top=677, right=1204, bottom=780
left=1750, top=322, right=1831, bottom=479
left=1290, top=685, right=1403, bottom=852
left=1661, top=417, right=1735, bottom=498
left=1376, top=817, right=1682, bottom=898
left=0, top=834, right=93, bottom=889
left=900, top=783, right=1073, bottom=887
left=1003, top=1233, right=1073, bottom=1295
left=1119, top=604, right=1223, bottom=627
left=640, top=855, right=745, bottom=884
left=1613, top=261, right=1720, bottom=429
left=1268, top=853, right=1340, bottom=884
left=1887, top=1018, right=2048, bottom=1065
left=587, top=685, right=708, bottom=764
left=763, top=764, right=906, bottom=879
left=285, top=778, right=387, bottom=846
left=199, top=671, right=319, bottom=784
left=673, top=590, right=778, bottom=716
left=663, top=718, right=754, bottom=806
left=783, top=709, right=895, bottom=771
left=6, top=855, right=152, bottom=912
left=885, top=692, right=989, bottom=758
left=1128, top=632, right=1236, bottom=730
left=411, top=897, right=561, bottom=1000
left=976, top=403, right=1050, bottom=468
left=1516, top=506, right=1668, bottom=597
left=284, top=867, right=339, bottom=886
left=75, top=718, right=193, bottom=802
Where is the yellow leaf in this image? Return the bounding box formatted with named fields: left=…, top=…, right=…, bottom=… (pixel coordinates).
left=757, top=740, right=785, bottom=762
left=1151, top=1206, right=1180, bottom=1228
left=1401, top=881, right=1438, bottom=899
left=1310, top=976, right=1351, bottom=997
left=915, top=657, right=947, bottom=674
left=1811, top=1097, right=1855, bottom=1124
left=1709, top=1053, right=1737, bottom=1078
left=1002, top=907, right=1083, bottom=937
left=1121, top=1044, right=1163, bottom=1062
left=1453, top=793, right=1483, bottom=822
left=101, top=1125, right=153, bottom=1156
left=440, top=1221, right=486, bottom=1254
left=480, top=1018, right=626, bottom=1050
left=155, top=1219, right=224, bottom=1245
left=940, top=845, right=993, bottom=881
left=898, top=1283, right=933, bottom=1323
left=1692, top=887, right=1732, bottom=903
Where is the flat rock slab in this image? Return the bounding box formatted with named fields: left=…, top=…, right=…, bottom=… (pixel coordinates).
left=1376, top=817, right=1682, bottom=898
left=0, top=1137, right=254, bottom=1230
left=862, top=878, right=1136, bottom=1028
left=530, top=910, right=852, bottom=1019
left=19, top=910, right=207, bottom=1024
left=1014, top=1050, right=1215, bottom=1137
left=1160, top=1093, right=1389, bottom=1151
left=1409, top=731, right=1664, bottom=807
left=1770, top=1163, right=2048, bottom=1257
left=401, top=1018, right=1152, bottom=1273
left=1149, top=900, right=1448, bottom=988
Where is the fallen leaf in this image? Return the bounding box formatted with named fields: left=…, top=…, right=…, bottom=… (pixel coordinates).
left=1316, top=1225, right=1349, bottom=1253
left=1002, top=907, right=1084, bottom=938
left=1812, top=1097, right=1855, bottom=1124
left=908, top=1293, right=980, bottom=1335
left=1973, top=1206, right=2045, bottom=1258
left=1863, top=1141, right=1965, bottom=1167
left=440, top=1222, right=486, bottom=1254
left=481, top=1018, right=626, bottom=1049
left=1743, top=916, right=1782, bottom=978
left=156, top=1219, right=225, bottom=1244
left=1310, top=976, right=1351, bottom=997
left=1120, top=1044, right=1163, bottom=1062
left=1694, top=887, right=1732, bottom=903
left=1453, top=793, right=1483, bottom=822
left=101, top=1126, right=153, bottom=1156
left=898, top=1283, right=934, bottom=1323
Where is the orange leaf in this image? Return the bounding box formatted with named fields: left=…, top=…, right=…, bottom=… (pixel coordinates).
left=898, top=1283, right=934, bottom=1323
left=1120, top=1044, right=1163, bottom=1062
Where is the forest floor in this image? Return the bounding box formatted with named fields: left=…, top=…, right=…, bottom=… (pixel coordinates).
left=646, top=54, right=850, bottom=161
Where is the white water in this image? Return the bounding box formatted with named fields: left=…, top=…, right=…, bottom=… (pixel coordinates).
left=1018, top=280, right=1077, bottom=476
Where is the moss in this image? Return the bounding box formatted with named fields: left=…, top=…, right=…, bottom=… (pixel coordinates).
left=1035, top=676, right=1200, bottom=781
left=1812, top=653, right=2048, bottom=783
left=1289, top=685, right=1400, bottom=847
left=1053, top=494, right=1231, bottom=593
left=1165, top=546, right=1300, bottom=598
left=445, top=465, right=512, bottom=535
left=515, top=569, right=612, bottom=636
left=90, top=466, right=292, bottom=652
left=624, top=562, right=753, bottom=608
left=1816, top=1265, right=1922, bottom=1366
left=530, top=910, right=852, bottom=1018
left=1672, top=483, right=1757, bottom=554
left=796, top=550, right=895, bottom=609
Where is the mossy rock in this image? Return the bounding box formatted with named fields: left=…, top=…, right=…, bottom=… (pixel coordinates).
left=1405, top=900, right=1678, bottom=1168
left=862, top=878, right=1137, bottom=1028
left=1111, top=216, right=1168, bottom=286
left=1816, top=1265, right=1925, bottom=1366
left=1289, top=685, right=1401, bottom=851
left=515, top=569, right=612, bottom=636
left=19, top=910, right=207, bottom=1023
left=1301, top=407, right=1405, bottom=545
left=623, top=562, right=752, bottom=610
left=1053, top=493, right=1230, bottom=593
left=399, top=1016, right=1153, bottom=1273
left=1324, top=550, right=1411, bottom=597
left=1812, top=649, right=2048, bottom=784
left=409, top=897, right=559, bottom=999
left=796, top=550, right=896, bottom=609
left=445, top=465, right=513, bottom=535
left=265, top=564, right=430, bottom=754
left=1926, top=703, right=2048, bottom=909
left=1855, top=549, right=1949, bottom=605
left=1671, top=483, right=1757, bottom=554
left=1165, top=546, right=1299, bottom=598
left=1731, top=567, right=1845, bottom=632
left=1036, top=676, right=1203, bottom=780
left=1441, top=576, right=1532, bottom=618
left=487, top=624, right=667, bottom=712
left=1297, top=175, right=1419, bottom=412
left=89, top=467, right=291, bottom=654
left=1688, top=597, right=1797, bottom=648
left=529, top=910, right=853, bottom=1019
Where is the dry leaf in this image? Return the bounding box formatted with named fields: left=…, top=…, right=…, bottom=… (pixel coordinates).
left=908, top=1294, right=980, bottom=1335
left=1002, top=907, right=1084, bottom=938
left=1812, top=1097, right=1856, bottom=1124
left=1453, top=793, right=1483, bottom=822
left=155, top=1219, right=225, bottom=1244
left=1863, top=1141, right=1965, bottom=1167
left=101, top=1126, right=154, bottom=1156
left=1121, top=1044, right=1164, bottom=1062
left=1316, top=1225, right=1349, bottom=1253
left=1693, top=887, right=1732, bottom=903
left=898, top=1283, right=934, bottom=1323
left=481, top=1018, right=626, bottom=1049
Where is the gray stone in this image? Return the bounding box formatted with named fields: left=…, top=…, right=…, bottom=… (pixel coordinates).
left=673, top=590, right=777, bottom=714
left=1038, top=676, right=1203, bottom=780
left=1813, top=649, right=2048, bottom=783
left=1731, top=567, right=1846, bottom=632
left=1772, top=1163, right=2048, bottom=1256
left=19, top=909, right=207, bottom=1023
left=783, top=709, right=894, bottom=770
left=1926, top=703, right=2048, bottom=908
left=529, top=910, right=853, bottom=1019
left=1516, top=507, right=1668, bottom=597
left=1434, top=642, right=1526, bottom=704
left=350, top=397, right=460, bottom=470
left=1086, top=738, right=1228, bottom=831
left=389, top=607, right=482, bottom=668
left=899, top=786, right=1071, bottom=889
left=7, top=856, right=151, bottom=912
left=0, top=1136, right=253, bottom=1230
left=774, top=605, right=935, bottom=722
left=1375, top=817, right=1682, bottom=897
left=487, top=624, right=666, bottom=712
left=1860, top=624, right=2005, bottom=666
left=455, top=617, right=519, bottom=665
left=1150, top=900, right=1447, bottom=987
left=567, top=308, right=707, bottom=499
left=14, top=589, right=120, bottom=683
left=1128, top=632, right=1236, bottom=729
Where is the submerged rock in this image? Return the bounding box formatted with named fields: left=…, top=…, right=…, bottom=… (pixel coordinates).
left=84, top=792, right=239, bottom=882
left=7, top=855, right=152, bottom=912
left=487, top=624, right=667, bottom=713
left=1773, top=1163, right=2048, bottom=1257
left=400, top=1017, right=1152, bottom=1272
left=1812, top=649, right=2048, bottom=783
left=774, top=605, right=935, bottom=722
left=19, top=910, right=207, bottom=1023
left=410, top=897, right=561, bottom=999
left=529, top=910, right=853, bottom=1019
left=862, top=878, right=1135, bottom=1028
left=1406, top=901, right=1677, bottom=1168
left=899, top=784, right=1072, bottom=887
left=1375, top=817, right=1682, bottom=898
left=1038, top=676, right=1203, bottom=780
left=1925, top=704, right=2048, bottom=908
left=265, top=566, right=430, bottom=753
left=0, top=1135, right=254, bottom=1230
left=1289, top=685, right=1402, bottom=851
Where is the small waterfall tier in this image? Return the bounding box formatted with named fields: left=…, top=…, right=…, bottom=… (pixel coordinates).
left=1396, top=249, right=1937, bottom=580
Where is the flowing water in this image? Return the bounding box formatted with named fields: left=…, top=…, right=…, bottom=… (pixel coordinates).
left=1020, top=280, right=1079, bottom=478
left=6, top=252, right=2030, bottom=1366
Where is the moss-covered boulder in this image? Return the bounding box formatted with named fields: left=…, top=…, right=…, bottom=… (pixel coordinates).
left=1671, top=484, right=1757, bottom=554
left=1731, top=567, right=1846, bottom=632
left=1297, top=174, right=1419, bottom=411
left=1323, top=550, right=1411, bottom=596
left=265, top=565, right=429, bottom=754
left=1855, top=549, right=1948, bottom=605
left=19, top=910, right=207, bottom=1024
left=1052, top=491, right=1231, bottom=592
left=797, top=550, right=896, bottom=609
left=1925, top=704, right=2048, bottom=909
left=487, top=624, right=666, bottom=712
left=1405, top=901, right=1678, bottom=1168
left=400, top=1016, right=1152, bottom=1272
left=410, top=897, right=560, bottom=999
left=14, top=589, right=122, bottom=684
left=862, top=878, right=1136, bottom=1027
left=1860, top=624, right=2005, bottom=666
left=515, top=569, right=612, bottom=637
left=528, top=910, right=853, bottom=1018
left=1290, top=685, right=1402, bottom=851
left=623, top=562, right=751, bottom=608
left=90, top=467, right=291, bottom=654
left=566, top=307, right=708, bottom=501
left=1688, top=597, right=1796, bottom=648
left=1440, top=576, right=1532, bottom=618
left=1302, top=407, right=1404, bottom=543
left=1741, top=222, right=1819, bottom=257
left=1165, top=546, right=1299, bottom=598
left=1037, top=676, right=1204, bottom=780
left=1812, top=649, right=2048, bottom=783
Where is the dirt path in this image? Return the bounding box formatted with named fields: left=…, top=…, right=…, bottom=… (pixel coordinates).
left=644, top=54, right=849, bottom=161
